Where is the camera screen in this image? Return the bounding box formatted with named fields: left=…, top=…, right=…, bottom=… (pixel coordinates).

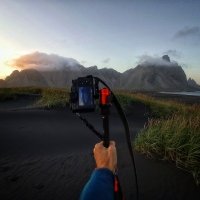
left=79, top=87, right=93, bottom=107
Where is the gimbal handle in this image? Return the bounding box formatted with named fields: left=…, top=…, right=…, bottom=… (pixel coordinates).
left=102, top=114, right=109, bottom=148
left=101, top=106, right=110, bottom=148
left=99, top=87, right=111, bottom=148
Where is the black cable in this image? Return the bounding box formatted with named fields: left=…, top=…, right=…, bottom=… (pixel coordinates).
left=94, top=77, right=139, bottom=200
left=76, top=113, right=103, bottom=140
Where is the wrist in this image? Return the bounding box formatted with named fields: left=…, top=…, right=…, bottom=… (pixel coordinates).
left=95, top=167, right=114, bottom=174
left=95, top=166, right=115, bottom=174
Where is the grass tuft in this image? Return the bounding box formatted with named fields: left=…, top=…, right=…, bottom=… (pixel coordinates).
left=0, top=87, right=69, bottom=108
left=0, top=87, right=43, bottom=101
left=36, top=88, right=69, bottom=108
left=115, top=91, right=200, bottom=185
left=134, top=102, right=200, bottom=185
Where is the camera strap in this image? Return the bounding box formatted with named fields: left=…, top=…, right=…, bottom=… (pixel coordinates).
left=75, top=113, right=103, bottom=140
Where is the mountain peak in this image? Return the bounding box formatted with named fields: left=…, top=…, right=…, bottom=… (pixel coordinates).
left=162, top=55, right=171, bottom=62
left=188, top=78, right=200, bottom=89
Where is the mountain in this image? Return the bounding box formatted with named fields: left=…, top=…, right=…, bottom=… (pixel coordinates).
left=120, top=60, right=188, bottom=91
left=0, top=55, right=199, bottom=91
left=0, top=79, right=6, bottom=87
left=40, top=69, right=83, bottom=88
left=81, top=66, right=121, bottom=89
left=188, top=78, right=200, bottom=90
left=5, top=69, right=48, bottom=87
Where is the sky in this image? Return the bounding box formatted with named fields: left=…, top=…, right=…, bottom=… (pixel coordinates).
left=0, top=0, right=200, bottom=83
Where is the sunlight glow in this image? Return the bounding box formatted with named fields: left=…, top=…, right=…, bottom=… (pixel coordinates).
left=0, top=39, right=20, bottom=79
left=0, top=49, right=14, bottom=79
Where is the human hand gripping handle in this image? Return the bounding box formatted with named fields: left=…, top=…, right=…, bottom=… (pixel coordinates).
left=80, top=141, right=118, bottom=200
left=93, top=141, right=117, bottom=173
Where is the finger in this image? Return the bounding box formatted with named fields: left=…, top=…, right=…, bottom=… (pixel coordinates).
left=108, top=144, right=116, bottom=153
left=94, top=142, right=105, bottom=153
left=94, top=141, right=102, bottom=149
left=109, top=141, right=116, bottom=147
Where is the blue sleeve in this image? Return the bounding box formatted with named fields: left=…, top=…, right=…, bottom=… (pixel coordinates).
left=80, top=168, right=114, bottom=200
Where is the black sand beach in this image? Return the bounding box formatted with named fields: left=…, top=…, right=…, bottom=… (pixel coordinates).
left=0, top=96, right=200, bottom=200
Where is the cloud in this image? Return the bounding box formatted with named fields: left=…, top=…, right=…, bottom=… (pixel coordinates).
left=174, top=26, right=200, bottom=39
left=80, top=60, right=87, bottom=65
left=180, top=63, right=188, bottom=69
left=137, top=54, right=178, bottom=67
left=163, top=49, right=181, bottom=58
left=102, top=58, right=110, bottom=64
left=9, top=52, right=81, bottom=71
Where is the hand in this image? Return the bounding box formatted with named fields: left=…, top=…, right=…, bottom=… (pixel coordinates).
left=93, top=141, right=117, bottom=173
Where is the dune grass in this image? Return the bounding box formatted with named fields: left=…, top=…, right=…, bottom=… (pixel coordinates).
left=0, top=88, right=132, bottom=109
left=115, top=91, right=188, bottom=118
left=127, top=93, right=200, bottom=185
left=36, top=88, right=69, bottom=108
left=134, top=111, right=200, bottom=185
left=0, top=87, right=43, bottom=101
left=114, top=92, right=200, bottom=185
left=0, top=87, right=69, bottom=108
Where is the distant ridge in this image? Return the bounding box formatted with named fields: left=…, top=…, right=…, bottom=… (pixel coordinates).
left=1, top=54, right=200, bottom=91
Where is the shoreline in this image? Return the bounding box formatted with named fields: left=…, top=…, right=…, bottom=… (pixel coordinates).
left=147, top=92, right=200, bottom=104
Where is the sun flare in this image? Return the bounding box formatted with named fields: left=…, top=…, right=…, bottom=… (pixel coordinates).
left=0, top=45, right=18, bottom=79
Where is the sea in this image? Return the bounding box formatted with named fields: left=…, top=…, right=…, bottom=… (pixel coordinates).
left=160, top=91, right=200, bottom=97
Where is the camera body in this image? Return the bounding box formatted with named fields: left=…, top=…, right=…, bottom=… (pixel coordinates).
left=70, top=76, right=112, bottom=148
left=70, top=76, right=98, bottom=113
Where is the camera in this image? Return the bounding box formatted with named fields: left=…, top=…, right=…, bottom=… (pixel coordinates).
left=70, top=76, right=99, bottom=113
